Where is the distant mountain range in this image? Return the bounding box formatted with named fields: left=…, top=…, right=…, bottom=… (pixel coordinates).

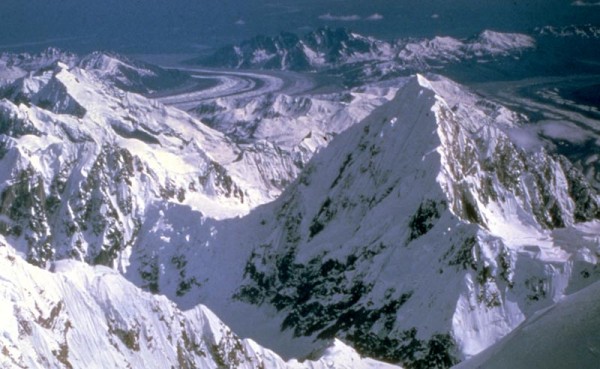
left=536, top=24, right=600, bottom=39
left=193, top=26, right=600, bottom=85
left=193, top=27, right=535, bottom=73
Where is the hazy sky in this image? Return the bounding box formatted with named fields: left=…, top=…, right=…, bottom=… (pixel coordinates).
left=0, top=0, right=595, bottom=54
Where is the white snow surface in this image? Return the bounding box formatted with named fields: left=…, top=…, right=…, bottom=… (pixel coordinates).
left=0, top=244, right=399, bottom=369
left=454, top=279, right=600, bottom=369
left=1, top=61, right=295, bottom=219
left=397, top=31, right=535, bottom=66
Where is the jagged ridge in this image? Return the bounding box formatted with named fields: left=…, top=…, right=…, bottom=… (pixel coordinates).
left=0, top=244, right=398, bottom=369
left=194, top=28, right=535, bottom=76
left=0, top=60, right=304, bottom=268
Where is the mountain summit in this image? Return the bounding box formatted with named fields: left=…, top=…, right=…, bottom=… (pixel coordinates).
left=126, top=74, right=599, bottom=367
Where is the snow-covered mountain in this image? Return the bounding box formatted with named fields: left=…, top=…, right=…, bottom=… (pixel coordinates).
left=0, top=244, right=398, bottom=369
left=396, top=30, right=534, bottom=67
left=1, top=49, right=599, bottom=369
left=0, top=48, right=191, bottom=95
left=0, top=52, right=404, bottom=369
left=194, top=28, right=535, bottom=78
left=536, top=24, right=600, bottom=39
left=343, top=30, right=540, bottom=86
left=77, top=52, right=191, bottom=94
left=192, top=80, right=398, bottom=150
left=0, top=48, right=79, bottom=80
left=125, top=74, right=599, bottom=368
left=0, top=59, right=308, bottom=268
left=194, top=28, right=395, bottom=71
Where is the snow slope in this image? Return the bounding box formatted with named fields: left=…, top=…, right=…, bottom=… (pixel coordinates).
left=0, top=243, right=399, bottom=369
left=0, top=60, right=306, bottom=267
left=454, top=279, right=600, bottom=369
left=0, top=48, right=190, bottom=94
left=190, top=79, right=400, bottom=181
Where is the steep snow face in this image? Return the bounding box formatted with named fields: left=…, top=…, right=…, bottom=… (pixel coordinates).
left=0, top=244, right=400, bottom=369
left=454, top=279, right=600, bottom=369
left=0, top=52, right=407, bottom=369
left=149, top=74, right=599, bottom=368
left=0, top=244, right=236, bottom=369
left=1, top=49, right=598, bottom=369
left=0, top=61, right=302, bottom=268
left=419, top=73, right=598, bottom=236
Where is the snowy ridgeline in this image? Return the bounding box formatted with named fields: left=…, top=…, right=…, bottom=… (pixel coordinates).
left=0, top=50, right=401, bottom=368
left=0, top=245, right=398, bottom=369
left=0, top=50, right=599, bottom=369
left=196, top=27, right=535, bottom=73
left=0, top=48, right=190, bottom=94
